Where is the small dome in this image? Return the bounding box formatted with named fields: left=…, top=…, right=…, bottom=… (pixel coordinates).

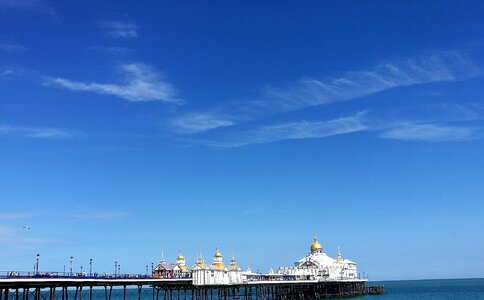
left=177, top=254, right=185, bottom=260
left=214, top=249, right=223, bottom=257
left=310, top=237, right=323, bottom=251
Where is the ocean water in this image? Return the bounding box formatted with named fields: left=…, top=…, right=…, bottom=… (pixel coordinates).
left=351, top=278, right=484, bottom=300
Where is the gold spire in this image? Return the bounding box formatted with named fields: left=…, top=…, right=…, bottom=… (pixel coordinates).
left=176, top=250, right=185, bottom=260
left=230, top=255, right=238, bottom=269
left=214, top=246, right=223, bottom=257
left=336, top=246, right=343, bottom=263
left=196, top=251, right=205, bottom=267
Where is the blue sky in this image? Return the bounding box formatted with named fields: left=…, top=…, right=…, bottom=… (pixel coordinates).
left=1, top=0, right=484, bottom=280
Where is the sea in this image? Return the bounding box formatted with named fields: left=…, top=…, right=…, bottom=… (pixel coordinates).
left=350, top=278, right=484, bottom=300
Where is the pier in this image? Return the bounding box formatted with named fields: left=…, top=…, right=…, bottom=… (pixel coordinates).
left=0, top=238, right=385, bottom=299
left=0, top=277, right=383, bottom=300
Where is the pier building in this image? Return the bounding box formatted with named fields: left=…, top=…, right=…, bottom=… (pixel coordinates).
left=192, top=249, right=242, bottom=285
left=153, top=251, right=191, bottom=279
left=277, top=237, right=358, bottom=280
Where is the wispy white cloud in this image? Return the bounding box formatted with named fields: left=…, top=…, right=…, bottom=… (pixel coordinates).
left=0, top=0, right=55, bottom=15
left=379, top=122, right=478, bottom=142
left=1, top=69, right=15, bottom=77
left=0, top=124, right=72, bottom=138
left=202, top=112, right=367, bottom=147
left=0, top=212, right=33, bottom=219
left=99, top=20, right=138, bottom=39
left=171, top=51, right=480, bottom=134
left=0, top=225, right=65, bottom=249
left=63, top=210, right=131, bottom=222
left=170, top=112, right=234, bottom=134
left=44, top=63, right=181, bottom=103
left=0, top=43, right=27, bottom=53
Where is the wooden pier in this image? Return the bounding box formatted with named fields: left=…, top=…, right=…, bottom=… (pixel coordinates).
left=0, top=278, right=383, bottom=300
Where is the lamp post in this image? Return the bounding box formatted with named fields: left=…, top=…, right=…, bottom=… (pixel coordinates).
left=146, top=265, right=148, bottom=276
left=114, top=261, right=118, bottom=277
left=35, top=254, right=40, bottom=275
left=89, top=258, right=92, bottom=277
left=63, top=265, right=66, bottom=276
left=118, top=264, right=121, bottom=277
left=151, top=262, right=154, bottom=276
left=80, top=266, right=83, bottom=276
left=70, top=256, right=73, bottom=276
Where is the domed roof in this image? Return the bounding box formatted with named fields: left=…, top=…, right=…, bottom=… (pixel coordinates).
left=177, top=254, right=185, bottom=260
left=310, top=237, right=323, bottom=251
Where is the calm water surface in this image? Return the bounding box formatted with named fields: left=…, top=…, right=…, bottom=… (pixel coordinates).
left=348, top=278, right=484, bottom=300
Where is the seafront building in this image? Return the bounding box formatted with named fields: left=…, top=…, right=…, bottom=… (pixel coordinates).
left=192, top=249, right=243, bottom=285
left=153, top=251, right=191, bottom=278
left=277, top=237, right=358, bottom=280
left=153, top=238, right=359, bottom=284
left=154, top=248, right=243, bottom=284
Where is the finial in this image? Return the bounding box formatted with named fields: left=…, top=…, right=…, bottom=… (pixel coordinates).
left=337, top=246, right=343, bottom=262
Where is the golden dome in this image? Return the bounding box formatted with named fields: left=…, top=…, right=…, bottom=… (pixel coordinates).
left=212, top=262, right=224, bottom=269
left=310, top=237, right=323, bottom=251
left=214, top=249, right=223, bottom=257
left=177, top=255, right=185, bottom=260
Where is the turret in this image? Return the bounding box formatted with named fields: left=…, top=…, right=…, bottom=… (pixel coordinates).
left=176, top=250, right=187, bottom=270
left=196, top=252, right=205, bottom=267
left=336, top=247, right=343, bottom=263
left=229, top=256, right=238, bottom=270
left=212, top=247, right=224, bottom=268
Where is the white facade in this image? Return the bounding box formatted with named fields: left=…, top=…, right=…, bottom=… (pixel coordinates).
left=192, top=249, right=243, bottom=285
left=277, top=238, right=359, bottom=281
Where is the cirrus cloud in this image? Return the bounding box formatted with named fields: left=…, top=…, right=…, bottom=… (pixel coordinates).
left=44, top=63, right=182, bottom=104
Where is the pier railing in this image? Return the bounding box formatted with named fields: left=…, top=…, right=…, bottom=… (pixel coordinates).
left=0, top=272, right=158, bottom=280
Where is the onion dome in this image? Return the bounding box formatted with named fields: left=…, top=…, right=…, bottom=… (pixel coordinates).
left=230, top=256, right=238, bottom=269
left=196, top=252, right=205, bottom=267
left=212, top=247, right=224, bottom=268
left=310, top=237, right=323, bottom=253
